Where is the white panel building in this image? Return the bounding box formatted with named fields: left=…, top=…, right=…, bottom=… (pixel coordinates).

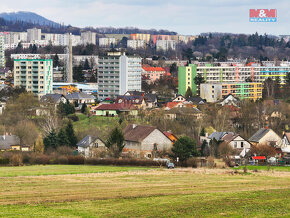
left=127, top=40, right=145, bottom=49
left=81, top=31, right=96, bottom=45
left=27, top=28, right=42, bottom=42
left=97, top=52, right=142, bottom=100
left=99, top=38, right=116, bottom=47
left=156, top=40, right=176, bottom=51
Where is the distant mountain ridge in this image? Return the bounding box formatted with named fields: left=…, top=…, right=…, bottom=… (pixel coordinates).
left=0, top=11, right=177, bottom=35
left=0, top=11, right=60, bottom=27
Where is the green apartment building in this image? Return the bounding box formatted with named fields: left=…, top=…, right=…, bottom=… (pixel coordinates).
left=178, top=63, right=290, bottom=96
left=14, top=59, right=53, bottom=97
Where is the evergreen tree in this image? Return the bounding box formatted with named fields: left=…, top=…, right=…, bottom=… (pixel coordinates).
left=194, top=74, right=205, bottom=96
left=201, top=140, right=209, bottom=157
left=185, top=87, right=193, bottom=99
left=57, top=128, right=70, bottom=147
left=200, top=128, right=206, bottom=136
left=74, top=101, right=79, bottom=108
left=73, top=64, right=84, bottom=82
left=65, top=121, right=78, bottom=147
left=81, top=102, right=87, bottom=114
left=43, top=130, right=58, bottom=150
left=106, top=127, right=125, bottom=158
left=83, top=58, right=90, bottom=70
left=170, top=136, right=199, bottom=163
left=53, top=54, right=59, bottom=68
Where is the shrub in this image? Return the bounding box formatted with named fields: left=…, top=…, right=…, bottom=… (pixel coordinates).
left=30, top=154, right=51, bottom=165
left=207, top=156, right=216, bottom=168
left=56, top=155, right=68, bottom=164
left=56, top=146, right=74, bottom=155
left=85, top=158, right=165, bottom=167
left=10, top=153, right=23, bottom=166
left=67, top=155, right=85, bottom=165
left=0, top=157, right=9, bottom=165
left=243, top=166, right=248, bottom=173
left=68, top=114, right=79, bottom=122
left=186, top=158, right=198, bottom=168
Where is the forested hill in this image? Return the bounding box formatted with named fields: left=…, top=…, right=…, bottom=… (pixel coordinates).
left=0, top=11, right=176, bottom=35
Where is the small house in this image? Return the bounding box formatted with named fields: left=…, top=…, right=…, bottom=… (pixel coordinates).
left=77, top=135, right=106, bottom=158
left=249, top=128, right=282, bottom=147
left=123, top=124, right=172, bottom=158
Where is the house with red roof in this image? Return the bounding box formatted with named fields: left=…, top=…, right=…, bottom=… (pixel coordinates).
left=142, top=66, right=167, bottom=84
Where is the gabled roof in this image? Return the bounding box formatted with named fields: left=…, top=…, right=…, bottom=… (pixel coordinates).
left=283, top=133, right=290, bottom=144
left=222, top=133, right=240, bottom=142
left=96, top=103, right=137, bottom=111
left=41, top=94, right=66, bottom=103
left=142, top=66, right=166, bottom=72
left=248, top=128, right=271, bottom=143
left=186, top=96, right=205, bottom=104
left=144, top=93, right=157, bottom=102
left=123, top=124, right=158, bottom=143
left=77, top=135, right=104, bottom=148
left=66, top=92, right=96, bottom=100
left=209, top=132, right=233, bottom=141
left=0, top=135, right=20, bottom=150
left=116, top=95, right=145, bottom=104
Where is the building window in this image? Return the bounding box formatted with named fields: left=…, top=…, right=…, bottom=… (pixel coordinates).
left=241, top=142, right=244, bottom=148
left=153, top=143, right=157, bottom=150
left=234, top=142, right=237, bottom=148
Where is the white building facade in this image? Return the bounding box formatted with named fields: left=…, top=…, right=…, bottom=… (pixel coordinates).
left=156, top=40, right=176, bottom=51
left=127, top=40, right=145, bottom=49
left=97, top=52, right=142, bottom=100
left=99, top=38, right=116, bottom=47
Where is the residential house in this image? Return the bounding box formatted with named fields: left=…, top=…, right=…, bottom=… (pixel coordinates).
left=249, top=128, right=282, bottom=147
left=142, top=66, right=166, bottom=84
left=92, top=103, right=138, bottom=116
left=0, top=135, right=22, bottom=151
left=172, top=95, right=186, bottom=102
left=123, top=124, right=172, bottom=158
left=221, top=133, right=251, bottom=150
left=116, top=95, right=147, bottom=109
left=219, top=94, right=239, bottom=107
left=163, top=131, right=178, bottom=145
left=77, top=135, right=106, bottom=158
left=164, top=107, right=202, bottom=120
left=186, top=96, right=206, bottom=105
left=124, top=91, right=157, bottom=108
left=66, top=92, right=96, bottom=105
left=41, top=94, right=67, bottom=105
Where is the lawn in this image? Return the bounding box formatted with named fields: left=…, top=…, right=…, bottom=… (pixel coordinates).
left=0, top=166, right=289, bottom=217
left=0, top=165, right=153, bottom=177
left=73, top=113, right=119, bottom=132
left=235, top=165, right=290, bottom=172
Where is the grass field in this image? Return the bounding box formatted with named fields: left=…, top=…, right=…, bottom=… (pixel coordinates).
left=235, top=165, right=290, bottom=172
left=0, top=165, right=152, bottom=177
left=0, top=166, right=289, bottom=217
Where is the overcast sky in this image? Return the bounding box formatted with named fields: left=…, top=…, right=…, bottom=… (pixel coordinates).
left=1, top=0, right=289, bottom=35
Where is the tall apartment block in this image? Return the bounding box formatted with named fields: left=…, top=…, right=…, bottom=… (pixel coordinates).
left=200, top=82, right=263, bottom=102
left=14, top=59, right=53, bottom=97
left=27, top=28, right=42, bottom=42
left=81, top=31, right=96, bottom=45
left=97, top=52, right=142, bottom=100
left=0, top=33, right=5, bottom=68
left=178, top=63, right=290, bottom=95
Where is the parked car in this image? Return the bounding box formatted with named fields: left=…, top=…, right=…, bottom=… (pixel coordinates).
left=167, top=162, right=175, bottom=169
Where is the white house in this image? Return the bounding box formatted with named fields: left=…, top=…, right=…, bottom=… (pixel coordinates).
left=77, top=135, right=106, bottom=158
left=249, top=128, right=282, bottom=147
left=221, top=133, right=251, bottom=150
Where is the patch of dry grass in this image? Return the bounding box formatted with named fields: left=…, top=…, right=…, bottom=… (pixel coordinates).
left=0, top=168, right=289, bottom=206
